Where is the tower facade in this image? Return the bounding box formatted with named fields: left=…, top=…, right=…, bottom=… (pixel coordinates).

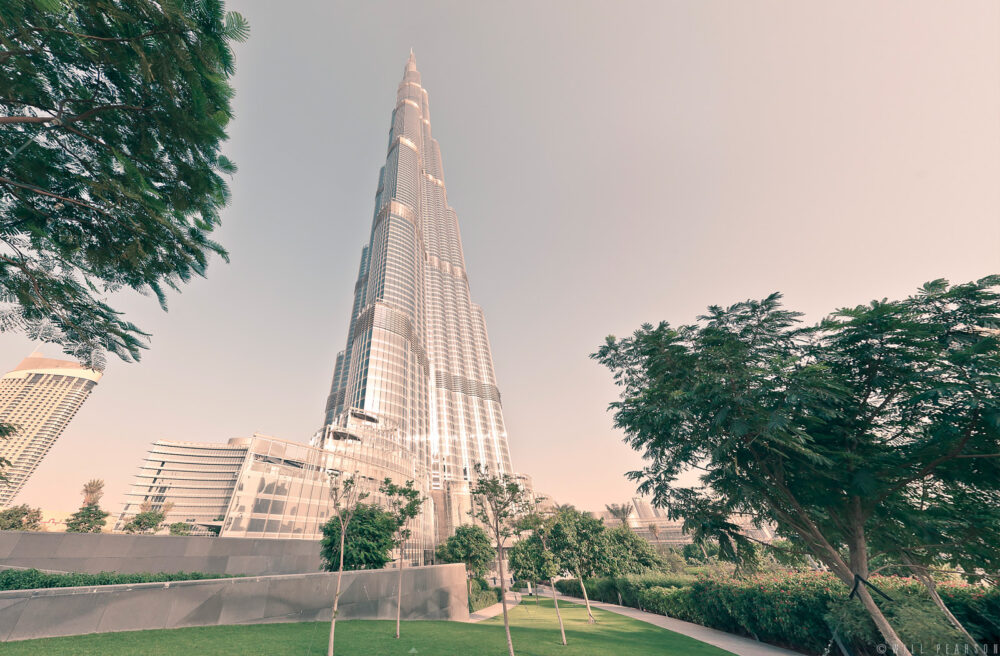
left=0, top=353, right=101, bottom=506
left=320, top=53, right=514, bottom=538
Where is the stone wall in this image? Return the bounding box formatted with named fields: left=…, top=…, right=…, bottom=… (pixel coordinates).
left=0, top=531, right=322, bottom=575
left=0, top=564, right=469, bottom=642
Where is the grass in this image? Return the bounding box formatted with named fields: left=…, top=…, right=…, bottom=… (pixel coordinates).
left=4, top=599, right=736, bottom=655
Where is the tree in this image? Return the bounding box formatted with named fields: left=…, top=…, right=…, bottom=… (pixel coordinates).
left=0, top=504, right=41, bottom=530
left=321, top=473, right=368, bottom=656
left=379, top=478, right=424, bottom=640
left=65, top=504, right=109, bottom=533
left=470, top=465, right=530, bottom=656
left=122, top=500, right=172, bottom=534
left=511, top=510, right=567, bottom=645
left=168, top=522, right=191, bottom=536
left=65, top=478, right=109, bottom=533
left=435, top=524, right=495, bottom=608
left=605, top=502, right=633, bottom=527
left=592, top=276, right=1000, bottom=655
left=319, top=503, right=396, bottom=571
left=0, top=0, right=247, bottom=368
left=601, top=524, right=663, bottom=575
left=549, top=508, right=606, bottom=623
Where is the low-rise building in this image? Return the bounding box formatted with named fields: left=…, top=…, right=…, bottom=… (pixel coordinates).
left=116, top=418, right=436, bottom=565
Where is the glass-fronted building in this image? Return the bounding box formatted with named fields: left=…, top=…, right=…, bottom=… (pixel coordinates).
left=321, top=52, right=518, bottom=540
left=117, top=54, right=527, bottom=557
left=118, top=420, right=435, bottom=565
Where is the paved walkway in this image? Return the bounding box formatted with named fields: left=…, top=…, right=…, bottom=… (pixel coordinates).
left=543, top=589, right=806, bottom=656
left=468, top=591, right=522, bottom=622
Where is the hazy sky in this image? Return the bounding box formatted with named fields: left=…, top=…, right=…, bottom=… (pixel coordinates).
left=4, top=1, right=998, bottom=515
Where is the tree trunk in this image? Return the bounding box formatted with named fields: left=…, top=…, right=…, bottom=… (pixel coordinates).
left=576, top=567, right=595, bottom=623
left=395, top=540, right=404, bottom=639
left=551, top=577, right=567, bottom=645
left=854, top=583, right=912, bottom=656
left=901, top=554, right=981, bottom=654
left=498, top=550, right=515, bottom=656
left=328, top=526, right=346, bottom=656
left=764, top=499, right=911, bottom=656
left=468, top=575, right=473, bottom=612
left=839, top=520, right=912, bottom=656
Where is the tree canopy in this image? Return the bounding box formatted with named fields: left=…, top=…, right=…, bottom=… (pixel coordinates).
left=0, top=0, right=247, bottom=366
left=320, top=503, right=397, bottom=571
left=122, top=500, right=172, bottom=534
left=0, top=504, right=41, bottom=530
left=592, top=276, right=1000, bottom=654
left=435, top=524, right=494, bottom=580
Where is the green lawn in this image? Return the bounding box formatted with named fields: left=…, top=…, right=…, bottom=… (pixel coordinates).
left=4, top=600, right=734, bottom=655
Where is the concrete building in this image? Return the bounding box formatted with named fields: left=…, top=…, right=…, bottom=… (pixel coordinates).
left=319, top=52, right=522, bottom=541
left=0, top=352, right=101, bottom=506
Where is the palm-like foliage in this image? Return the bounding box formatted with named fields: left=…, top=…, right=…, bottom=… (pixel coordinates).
left=605, top=502, right=633, bottom=524
left=0, top=0, right=247, bottom=367
left=81, top=478, right=104, bottom=506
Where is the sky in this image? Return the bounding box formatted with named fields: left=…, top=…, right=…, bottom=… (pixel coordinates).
left=4, top=1, right=999, bottom=516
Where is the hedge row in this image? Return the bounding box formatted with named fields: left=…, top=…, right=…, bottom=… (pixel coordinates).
left=559, top=573, right=1000, bottom=655
left=0, top=568, right=236, bottom=591
left=554, top=572, right=694, bottom=607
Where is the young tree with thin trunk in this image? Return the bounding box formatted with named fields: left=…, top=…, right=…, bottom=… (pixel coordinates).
left=435, top=524, right=495, bottom=610
left=379, top=478, right=424, bottom=640
left=325, top=473, right=368, bottom=656
left=592, top=276, right=1000, bottom=655
left=549, top=508, right=605, bottom=623
left=470, top=464, right=529, bottom=656
left=512, top=509, right=567, bottom=645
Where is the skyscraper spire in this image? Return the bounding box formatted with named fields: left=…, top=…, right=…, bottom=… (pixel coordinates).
left=321, top=53, right=515, bottom=538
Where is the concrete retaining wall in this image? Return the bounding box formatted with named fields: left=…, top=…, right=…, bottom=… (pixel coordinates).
left=0, top=531, right=322, bottom=575
left=0, top=563, right=469, bottom=642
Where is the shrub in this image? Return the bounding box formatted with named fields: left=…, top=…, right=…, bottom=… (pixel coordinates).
left=638, top=586, right=702, bottom=622
left=0, top=569, right=237, bottom=591
left=939, top=582, right=1000, bottom=643
left=468, top=578, right=501, bottom=612
left=561, top=572, right=1000, bottom=655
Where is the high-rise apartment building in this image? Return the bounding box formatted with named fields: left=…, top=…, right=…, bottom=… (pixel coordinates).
left=0, top=353, right=101, bottom=506
left=319, top=52, right=516, bottom=538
